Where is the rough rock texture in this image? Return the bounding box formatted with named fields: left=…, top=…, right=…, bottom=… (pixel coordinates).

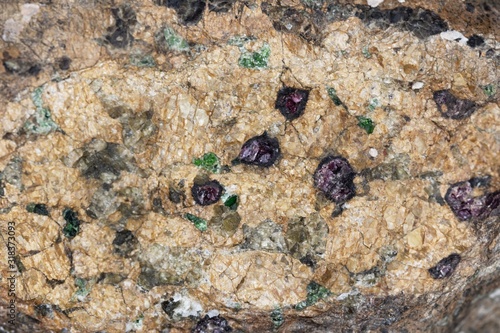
left=0, top=0, right=499, bottom=332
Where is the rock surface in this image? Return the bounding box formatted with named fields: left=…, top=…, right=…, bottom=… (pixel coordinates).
left=0, top=0, right=499, bottom=332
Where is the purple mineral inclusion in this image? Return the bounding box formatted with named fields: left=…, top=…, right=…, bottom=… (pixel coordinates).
left=191, top=180, right=224, bottom=206
left=192, top=315, right=233, bottom=333
left=313, top=156, right=356, bottom=203
left=275, top=87, right=310, bottom=120
left=433, top=90, right=477, bottom=119
left=428, top=253, right=461, bottom=279
left=237, top=133, right=280, bottom=167
left=445, top=180, right=499, bottom=221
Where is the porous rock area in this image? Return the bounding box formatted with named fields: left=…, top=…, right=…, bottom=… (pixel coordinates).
left=0, top=0, right=499, bottom=332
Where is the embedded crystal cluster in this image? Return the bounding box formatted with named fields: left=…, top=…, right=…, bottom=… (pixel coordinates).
left=313, top=156, right=356, bottom=203
left=445, top=180, right=500, bottom=221
left=236, top=133, right=280, bottom=167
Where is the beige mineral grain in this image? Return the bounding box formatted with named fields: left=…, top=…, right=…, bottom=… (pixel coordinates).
left=208, top=251, right=312, bottom=309
left=21, top=242, right=70, bottom=281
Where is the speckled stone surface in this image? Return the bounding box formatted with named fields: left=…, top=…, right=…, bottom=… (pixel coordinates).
left=0, top=1, right=499, bottom=332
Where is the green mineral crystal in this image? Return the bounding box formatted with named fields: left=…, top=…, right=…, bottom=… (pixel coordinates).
left=357, top=116, right=375, bottom=134
left=326, top=87, right=343, bottom=106
left=193, top=152, right=221, bottom=173
left=184, top=213, right=208, bottom=232
left=295, top=281, right=332, bottom=310
left=238, top=43, right=270, bottom=69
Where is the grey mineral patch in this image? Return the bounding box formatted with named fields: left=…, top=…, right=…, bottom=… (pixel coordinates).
left=210, top=205, right=241, bottom=237
left=87, top=186, right=119, bottom=220
left=70, top=138, right=139, bottom=183
left=137, top=244, right=204, bottom=289
left=121, top=110, right=157, bottom=152
left=104, top=104, right=158, bottom=153
left=241, top=219, right=288, bottom=253
left=112, top=229, right=139, bottom=257
left=168, top=181, right=186, bottom=204
left=88, top=186, right=146, bottom=224
left=362, top=154, right=411, bottom=181
left=98, top=272, right=127, bottom=285
left=285, top=213, right=329, bottom=267
left=352, top=245, right=398, bottom=287
left=116, top=187, right=146, bottom=217
left=0, top=156, right=23, bottom=190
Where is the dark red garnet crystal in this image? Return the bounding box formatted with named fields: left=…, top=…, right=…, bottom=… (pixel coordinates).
left=428, top=253, right=461, bottom=279
left=314, top=156, right=356, bottom=203
left=191, top=180, right=224, bottom=206
left=237, top=133, right=280, bottom=167
left=445, top=180, right=484, bottom=221
left=275, top=86, right=310, bottom=120
left=445, top=179, right=499, bottom=221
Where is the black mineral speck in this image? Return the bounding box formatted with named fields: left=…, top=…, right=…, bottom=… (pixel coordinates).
left=27, top=64, right=42, bottom=76
left=161, top=297, right=181, bottom=318
left=155, top=0, right=206, bottom=25
left=62, top=208, right=80, bottom=239
left=153, top=197, right=163, bottom=207
left=388, top=7, right=413, bottom=24
left=57, top=56, right=71, bottom=70
left=112, top=229, right=138, bottom=257
left=428, top=253, right=461, bottom=279
left=481, top=191, right=500, bottom=219
left=469, top=176, right=491, bottom=188
left=63, top=208, right=78, bottom=224
left=354, top=6, right=448, bottom=39
left=192, top=180, right=224, bottom=206
left=105, top=4, right=137, bottom=48
left=169, top=183, right=186, bottom=204
left=406, top=8, right=448, bottom=39
left=192, top=315, right=233, bottom=333
left=236, top=133, right=280, bottom=167
left=208, top=0, right=235, bottom=13
left=300, top=254, right=316, bottom=268
left=27, top=203, right=49, bottom=216
left=314, top=156, right=356, bottom=203
left=465, top=3, right=475, bottom=13
left=34, top=304, right=54, bottom=318
left=275, top=87, right=310, bottom=121
left=433, top=90, right=478, bottom=119
left=467, top=34, right=485, bottom=48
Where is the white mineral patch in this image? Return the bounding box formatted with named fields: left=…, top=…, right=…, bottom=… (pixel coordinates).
left=207, top=309, right=220, bottom=318
left=2, top=19, right=22, bottom=42
left=489, top=288, right=500, bottom=299
left=125, top=317, right=143, bottom=332
left=367, top=0, right=384, bottom=8
left=369, top=148, right=378, bottom=158
left=412, top=82, right=424, bottom=90
left=440, top=30, right=468, bottom=45
left=324, top=32, right=350, bottom=52
left=172, top=293, right=203, bottom=318
left=2, top=4, right=40, bottom=42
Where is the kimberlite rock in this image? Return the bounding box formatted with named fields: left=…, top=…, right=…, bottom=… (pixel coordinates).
left=0, top=0, right=499, bottom=332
